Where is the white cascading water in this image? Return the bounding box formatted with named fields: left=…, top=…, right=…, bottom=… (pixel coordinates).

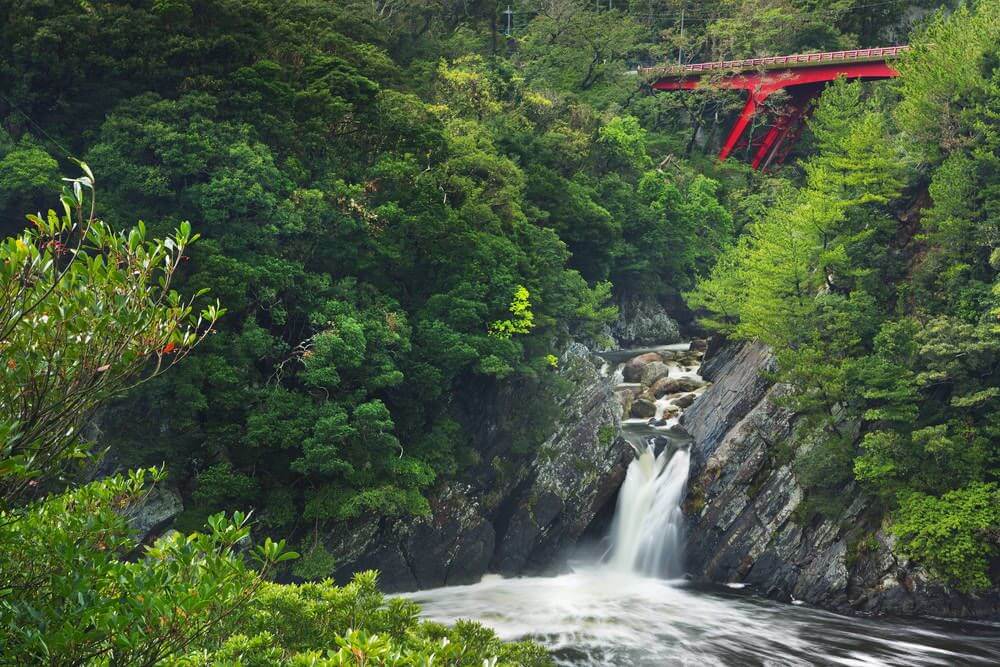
left=405, top=345, right=998, bottom=665
left=608, top=443, right=690, bottom=577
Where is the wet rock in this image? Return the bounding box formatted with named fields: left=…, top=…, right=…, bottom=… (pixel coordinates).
left=630, top=398, right=657, bottom=419
left=648, top=377, right=673, bottom=398
left=614, top=388, right=635, bottom=419
left=623, top=352, right=663, bottom=382
left=648, top=417, right=668, bottom=427
left=491, top=343, right=628, bottom=574
left=493, top=491, right=564, bottom=574
left=680, top=351, right=704, bottom=366
left=329, top=484, right=495, bottom=592
left=338, top=541, right=418, bottom=592
left=674, top=394, right=696, bottom=409
left=690, top=338, right=709, bottom=352
left=682, top=341, right=1000, bottom=619
left=639, top=361, right=671, bottom=386
left=653, top=377, right=705, bottom=397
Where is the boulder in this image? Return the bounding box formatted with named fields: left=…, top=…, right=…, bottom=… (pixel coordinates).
left=614, top=388, right=635, bottom=420
left=674, top=393, right=696, bottom=409
left=630, top=398, right=657, bottom=419
left=613, top=383, right=644, bottom=397
left=678, top=353, right=702, bottom=367
left=653, top=377, right=706, bottom=397
left=639, top=361, right=671, bottom=386
left=622, top=352, right=662, bottom=382
left=648, top=377, right=673, bottom=398
left=690, top=338, right=709, bottom=352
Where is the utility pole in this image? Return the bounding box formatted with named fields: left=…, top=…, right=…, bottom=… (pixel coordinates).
left=503, top=5, right=513, bottom=37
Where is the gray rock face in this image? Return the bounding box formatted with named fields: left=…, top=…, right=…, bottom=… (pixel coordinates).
left=611, top=297, right=681, bottom=347
left=330, top=341, right=628, bottom=591
left=128, top=484, right=184, bottom=542
left=682, top=340, right=1000, bottom=619
left=331, top=484, right=494, bottom=590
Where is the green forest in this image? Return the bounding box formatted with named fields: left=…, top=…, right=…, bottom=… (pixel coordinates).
left=1, top=0, right=997, bottom=663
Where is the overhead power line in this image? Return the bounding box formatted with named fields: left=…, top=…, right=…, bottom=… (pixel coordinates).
left=507, top=0, right=908, bottom=24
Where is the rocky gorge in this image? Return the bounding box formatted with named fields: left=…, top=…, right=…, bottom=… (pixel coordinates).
left=323, top=304, right=709, bottom=591
left=324, top=339, right=630, bottom=590
left=681, top=339, right=1000, bottom=619
left=121, top=299, right=998, bottom=621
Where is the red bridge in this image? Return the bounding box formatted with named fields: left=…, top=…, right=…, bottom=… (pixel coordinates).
left=643, top=46, right=908, bottom=169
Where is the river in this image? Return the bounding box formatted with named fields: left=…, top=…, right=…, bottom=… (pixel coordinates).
left=407, top=344, right=1000, bottom=666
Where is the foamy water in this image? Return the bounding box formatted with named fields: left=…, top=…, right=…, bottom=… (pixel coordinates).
left=609, top=446, right=690, bottom=576
left=406, top=345, right=1000, bottom=664
left=408, top=568, right=1000, bottom=666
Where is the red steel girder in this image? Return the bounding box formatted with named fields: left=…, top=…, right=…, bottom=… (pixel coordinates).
left=648, top=54, right=903, bottom=168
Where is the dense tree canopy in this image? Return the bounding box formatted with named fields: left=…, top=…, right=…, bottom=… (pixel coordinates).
left=2, top=0, right=739, bottom=559
left=2, top=0, right=994, bottom=631
left=690, top=1, right=1000, bottom=591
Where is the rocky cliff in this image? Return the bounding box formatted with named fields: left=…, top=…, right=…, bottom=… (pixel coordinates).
left=329, top=342, right=630, bottom=591
left=609, top=296, right=681, bottom=348
left=681, top=340, right=1000, bottom=619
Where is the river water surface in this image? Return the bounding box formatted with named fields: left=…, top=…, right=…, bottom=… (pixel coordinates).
left=408, top=344, right=1000, bottom=665
left=410, top=568, right=1000, bottom=665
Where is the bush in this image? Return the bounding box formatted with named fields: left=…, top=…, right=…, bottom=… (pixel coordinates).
left=0, top=469, right=295, bottom=664
left=175, top=571, right=553, bottom=666
left=891, top=483, right=1000, bottom=592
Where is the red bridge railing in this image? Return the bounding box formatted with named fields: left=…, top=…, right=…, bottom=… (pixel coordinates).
left=640, top=45, right=909, bottom=77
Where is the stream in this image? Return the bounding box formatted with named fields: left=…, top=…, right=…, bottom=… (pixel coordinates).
left=407, top=343, right=1000, bottom=666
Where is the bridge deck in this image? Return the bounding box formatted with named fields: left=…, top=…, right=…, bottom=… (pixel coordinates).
left=641, top=45, right=908, bottom=78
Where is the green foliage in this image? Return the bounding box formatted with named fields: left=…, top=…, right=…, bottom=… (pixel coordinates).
left=0, top=466, right=298, bottom=664
left=894, top=0, right=1000, bottom=162
left=291, top=544, right=339, bottom=582
left=598, top=116, right=652, bottom=171
left=0, top=135, right=59, bottom=219
left=0, top=182, right=544, bottom=663
left=0, top=168, right=222, bottom=506
left=489, top=285, right=535, bottom=339
left=0, top=181, right=297, bottom=664
left=0, top=170, right=551, bottom=665
left=691, top=4, right=1000, bottom=590
left=518, top=6, right=648, bottom=102
left=176, top=571, right=552, bottom=665
left=892, top=483, right=1000, bottom=593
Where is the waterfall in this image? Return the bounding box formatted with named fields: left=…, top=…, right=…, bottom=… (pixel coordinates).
left=608, top=443, right=691, bottom=578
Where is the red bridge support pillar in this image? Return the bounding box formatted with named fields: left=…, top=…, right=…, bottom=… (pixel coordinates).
left=750, top=85, right=820, bottom=170
left=649, top=53, right=904, bottom=169
left=719, top=93, right=763, bottom=162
